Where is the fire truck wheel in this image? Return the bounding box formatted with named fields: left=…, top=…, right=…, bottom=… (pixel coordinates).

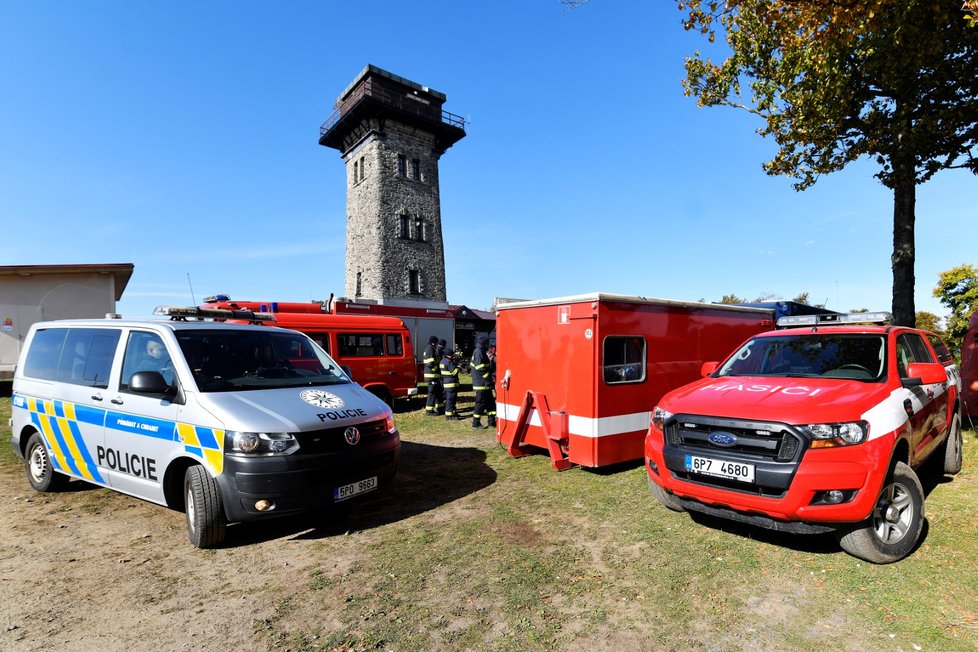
left=647, top=476, right=686, bottom=512
left=836, top=461, right=924, bottom=564
left=24, top=432, right=69, bottom=492
left=185, top=465, right=227, bottom=549
left=941, top=413, right=963, bottom=476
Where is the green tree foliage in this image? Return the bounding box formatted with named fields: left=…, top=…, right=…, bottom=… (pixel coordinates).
left=933, top=263, right=978, bottom=352
left=914, top=310, right=943, bottom=334
left=678, top=0, right=978, bottom=327
left=718, top=293, right=746, bottom=304
left=792, top=292, right=810, bottom=305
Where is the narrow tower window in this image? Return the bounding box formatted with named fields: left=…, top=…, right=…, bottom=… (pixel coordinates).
left=397, top=154, right=407, bottom=177
left=415, top=217, right=425, bottom=242
left=408, top=270, right=421, bottom=295
left=411, top=158, right=420, bottom=180
left=399, top=214, right=410, bottom=239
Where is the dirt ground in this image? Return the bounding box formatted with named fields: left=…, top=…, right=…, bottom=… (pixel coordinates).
left=0, top=433, right=481, bottom=652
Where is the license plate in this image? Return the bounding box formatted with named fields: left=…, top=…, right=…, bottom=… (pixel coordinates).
left=684, top=455, right=755, bottom=483
left=333, top=476, right=378, bottom=501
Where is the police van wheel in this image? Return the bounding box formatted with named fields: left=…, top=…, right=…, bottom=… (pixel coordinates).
left=25, top=432, right=68, bottom=492
left=185, top=465, right=227, bottom=548
left=836, top=462, right=924, bottom=564
left=647, top=476, right=686, bottom=512
left=942, top=413, right=963, bottom=476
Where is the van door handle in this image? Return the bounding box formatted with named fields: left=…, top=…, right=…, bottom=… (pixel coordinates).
left=110, top=398, right=124, bottom=405
left=91, top=394, right=103, bottom=402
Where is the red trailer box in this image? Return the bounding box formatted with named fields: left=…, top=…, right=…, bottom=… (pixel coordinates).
left=495, top=293, right=774, bottom=469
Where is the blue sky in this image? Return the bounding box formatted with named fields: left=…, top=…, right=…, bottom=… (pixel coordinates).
left=2, top=1, right=974, bottom=320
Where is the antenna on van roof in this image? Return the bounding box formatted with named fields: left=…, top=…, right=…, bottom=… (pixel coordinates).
left=187, top=273, right=197, bottom=305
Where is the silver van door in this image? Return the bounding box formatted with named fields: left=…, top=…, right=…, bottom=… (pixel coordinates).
left=101, top=330, right=179, bottom=503
left=30, top=327, right=121, bottom=487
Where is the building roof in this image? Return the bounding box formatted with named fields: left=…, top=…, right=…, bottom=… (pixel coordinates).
left=451, top=305, right=496, bottom=322
left=0, top=263, right=134, bottom=300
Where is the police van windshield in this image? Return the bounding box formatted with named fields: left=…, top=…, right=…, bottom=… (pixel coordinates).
left=175, top=329, right=351, bottom=392
left=716, top=334, right=886, bottom=381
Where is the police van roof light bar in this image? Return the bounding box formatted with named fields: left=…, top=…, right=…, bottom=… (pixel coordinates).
left=153, top=305, right=276, bottom=323
left=777, top=312, right=892, bottom=328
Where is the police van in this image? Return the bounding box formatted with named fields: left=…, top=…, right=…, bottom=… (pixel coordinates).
left=9, top=306, right=400, bottom=548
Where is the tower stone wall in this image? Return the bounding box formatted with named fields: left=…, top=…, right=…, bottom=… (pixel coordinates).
left=320, top=65, right=465, bottom=308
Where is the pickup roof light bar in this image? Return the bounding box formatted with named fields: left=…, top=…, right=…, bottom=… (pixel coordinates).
left=153, top=305, right=276, bottom=323
left=777, top=312, right=892, bottom=328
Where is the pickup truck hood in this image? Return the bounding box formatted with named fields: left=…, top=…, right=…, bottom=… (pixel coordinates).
left=660, top=376, right=893, bottom=425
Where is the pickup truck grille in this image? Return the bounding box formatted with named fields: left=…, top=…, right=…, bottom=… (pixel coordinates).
left=662, top=415, right=808, bottom=496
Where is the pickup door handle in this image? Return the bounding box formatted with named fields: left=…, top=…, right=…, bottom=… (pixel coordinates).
left=110, top=398, right=124, bottom=405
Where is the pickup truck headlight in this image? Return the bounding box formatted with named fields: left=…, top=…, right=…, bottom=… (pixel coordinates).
left=798, top=421, right=868, bottom=448
left=226, top=431, right=299, bottom=456
left=651, top=406, right=673, bottom=431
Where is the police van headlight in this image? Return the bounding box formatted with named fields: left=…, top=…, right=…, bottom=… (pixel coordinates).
left=799, top=421, right=868, bottom=448
left=226, top=431, right=299, bottom=456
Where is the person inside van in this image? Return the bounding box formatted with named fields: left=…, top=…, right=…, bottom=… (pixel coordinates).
left=141, top=337, right=174, bottom=384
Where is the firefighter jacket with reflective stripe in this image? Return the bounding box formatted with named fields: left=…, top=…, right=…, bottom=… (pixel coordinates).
left=471, top=345, right=492, bottom=391
left=423, top=344, right=440, bottom=380
left=440, top=356, right=459, bottom=388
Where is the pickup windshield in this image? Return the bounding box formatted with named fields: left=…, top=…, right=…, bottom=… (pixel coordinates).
left=717, top=333, right=886, bottom=381
left=175, top=329, right=351, bottom=392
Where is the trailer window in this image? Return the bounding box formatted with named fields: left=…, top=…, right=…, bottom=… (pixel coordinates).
left=603, top=336, right=646, bottom=384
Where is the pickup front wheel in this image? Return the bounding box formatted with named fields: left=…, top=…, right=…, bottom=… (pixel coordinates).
left=836, top=462, right=924, bottom=564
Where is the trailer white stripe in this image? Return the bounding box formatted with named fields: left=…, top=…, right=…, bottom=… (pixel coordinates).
left=497, top=402, right=650, bottom=439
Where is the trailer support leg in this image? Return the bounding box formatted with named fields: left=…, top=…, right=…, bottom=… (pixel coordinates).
left=500, top=390, right=572, bottom=471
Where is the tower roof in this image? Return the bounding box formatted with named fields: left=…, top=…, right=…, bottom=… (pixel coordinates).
left=319, top=64, right=466, bottom=155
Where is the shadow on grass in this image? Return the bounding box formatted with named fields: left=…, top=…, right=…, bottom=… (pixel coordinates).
left=228, top=439, right=496, bottom=546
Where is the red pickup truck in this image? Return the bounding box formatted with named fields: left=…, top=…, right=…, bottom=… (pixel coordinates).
left=644, top=312, right=962, bottom=563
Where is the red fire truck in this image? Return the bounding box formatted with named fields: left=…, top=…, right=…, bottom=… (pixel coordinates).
left=495, top=293, right=775, bottom=469
left=961, top=310, right=978, bottom=418
left=199, top=296, right=417, bottom=407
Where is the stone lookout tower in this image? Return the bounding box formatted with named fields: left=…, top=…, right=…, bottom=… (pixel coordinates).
left=319, top=65, right=466, bottom=307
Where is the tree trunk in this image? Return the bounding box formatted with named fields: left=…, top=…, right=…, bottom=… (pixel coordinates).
left=891, top=172, right=916, bottom=327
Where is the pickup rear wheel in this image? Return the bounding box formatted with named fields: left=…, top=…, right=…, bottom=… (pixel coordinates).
left=647, top=476, right=686, bottom=512
left=942, top=413, right=963, bottom=475
left=185, top=465, right=227, bottom=548
left=25, top=432, right=69, bottom=492
left=836, top=462, right=923, bottom=564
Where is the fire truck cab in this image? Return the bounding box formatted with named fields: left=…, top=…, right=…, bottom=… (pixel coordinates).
left=644, top=312, right=963, bottom=563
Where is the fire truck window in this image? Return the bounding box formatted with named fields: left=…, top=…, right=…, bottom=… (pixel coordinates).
left=338, top=333, right=386, bottom=357
left=386, top=334, right=404, bottom=356
left=603, top=336, right=646, bottom=384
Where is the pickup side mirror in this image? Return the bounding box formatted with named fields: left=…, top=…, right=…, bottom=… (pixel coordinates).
left=903, top=362, right=947, bottom=387
left=701, top=361, right=720, bottom=377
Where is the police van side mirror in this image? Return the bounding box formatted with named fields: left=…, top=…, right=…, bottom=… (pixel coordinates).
left=902, top=362, right=946, bottom=388
left=130, top=371, right=177, bottom=396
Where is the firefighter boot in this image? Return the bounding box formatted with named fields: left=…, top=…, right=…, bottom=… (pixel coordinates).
left=487, top=416, right=496, bottom=428
left=471, top=417, right=487, bottom=430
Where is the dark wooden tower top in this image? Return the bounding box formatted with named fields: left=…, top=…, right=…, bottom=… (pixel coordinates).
left=319, top=65, right=466, bottom=155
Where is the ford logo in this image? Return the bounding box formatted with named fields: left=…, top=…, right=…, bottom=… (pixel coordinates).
left=708, top=432, right=738, bottom=447
left=344, top=427, right=361, bottom=446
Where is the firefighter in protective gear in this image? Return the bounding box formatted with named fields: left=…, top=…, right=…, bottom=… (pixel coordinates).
left=440, top=346, right=462, bottom=420
left=470, top=334, right=496, bottom=429
left=423, top=335, right=444, bottom=416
